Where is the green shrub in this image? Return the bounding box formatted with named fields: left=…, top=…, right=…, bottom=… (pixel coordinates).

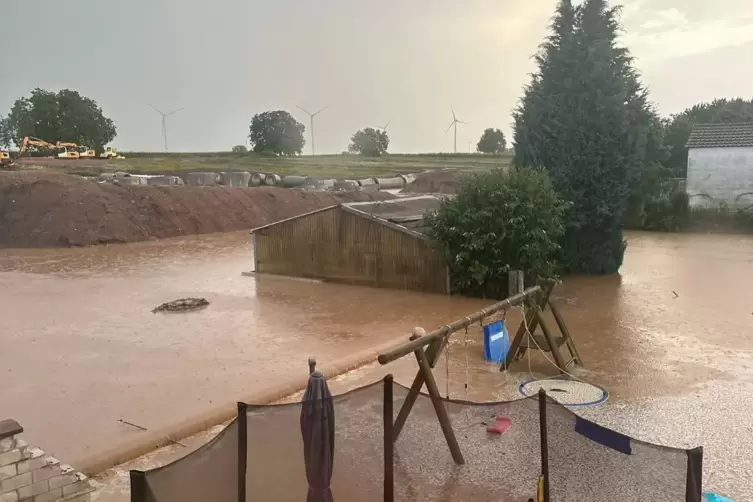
left=642, top=188, right=690, bottom=231
left=425, top=167, right=568, bottom=298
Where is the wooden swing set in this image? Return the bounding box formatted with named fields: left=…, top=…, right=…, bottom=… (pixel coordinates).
left=377, top=279, right=582, bottom=466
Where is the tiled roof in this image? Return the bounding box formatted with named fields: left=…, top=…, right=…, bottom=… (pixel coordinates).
left=686, top=123, right=753, bottom=149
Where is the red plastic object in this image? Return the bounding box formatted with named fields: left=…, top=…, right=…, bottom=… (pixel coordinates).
left=486, top=416, right=512, bottom=435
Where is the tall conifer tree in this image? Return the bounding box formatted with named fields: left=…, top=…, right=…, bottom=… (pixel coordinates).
left=514, top=0, right=656, bottom=274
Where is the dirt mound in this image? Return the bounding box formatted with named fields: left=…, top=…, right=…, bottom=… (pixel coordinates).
left=0, top=171, right=392, bottom=248
left=401, top=170, right=465, bottom=194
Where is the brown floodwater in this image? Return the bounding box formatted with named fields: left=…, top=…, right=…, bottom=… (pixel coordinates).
left=2, top=230, right=753, bottom=499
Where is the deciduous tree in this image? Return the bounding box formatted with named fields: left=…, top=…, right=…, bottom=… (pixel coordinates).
left=4, top=88, right=116, bottom=150
left=248, top=111, right=305, bottom=155
left=348, top=127, right=389, bottom=157
left=476, top=128, right=506, bottom=154
left=426, top=168, right=567, bottom=298
left=664, top=98, right=753, bottom=176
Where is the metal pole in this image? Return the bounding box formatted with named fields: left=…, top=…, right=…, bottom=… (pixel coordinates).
left=538, top=389, right=550, bottom=502
left=686, top=446, right=703, bottom=502
left=311, top=116, right=315, bottom=156
left=237, top=402, right=248, bottom=502
left=383, top=375, right=394, bottom=502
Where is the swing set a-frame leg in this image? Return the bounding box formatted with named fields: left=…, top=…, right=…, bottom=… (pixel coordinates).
left=502, top=281, right=555, bottom=370
left=392, top=336, right=446, bottom=441
left=549, top=300, right=583, bottom=366
left=390, top=335, right=465, bottom=466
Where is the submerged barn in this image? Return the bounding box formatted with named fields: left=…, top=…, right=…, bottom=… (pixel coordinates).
left=251, top=196, right=449, bottom=293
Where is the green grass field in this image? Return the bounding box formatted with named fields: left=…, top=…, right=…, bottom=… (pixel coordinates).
left=59, top=152, right=512, bottom=179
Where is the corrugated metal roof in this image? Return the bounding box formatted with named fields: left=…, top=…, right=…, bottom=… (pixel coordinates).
left=686, top=123, right=753, bottom=149
left=342, top=195, right=441, bottom=237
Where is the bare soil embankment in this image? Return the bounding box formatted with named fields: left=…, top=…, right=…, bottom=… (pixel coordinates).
left=0, top=171, right=392, bottom=248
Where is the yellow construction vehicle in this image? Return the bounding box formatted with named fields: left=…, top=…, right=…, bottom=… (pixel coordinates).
left=54, top=142, right=81, bottom=159
left=77, top=146, right=97, bottom=159
left=100, top=146, right=125, bottom=159
left=0, top=151, right=12, bottom=168
left=19, top=136, right=57, bottom=157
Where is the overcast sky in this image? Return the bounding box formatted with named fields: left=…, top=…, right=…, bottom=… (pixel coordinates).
left=1, top=0, right=752, bottom=153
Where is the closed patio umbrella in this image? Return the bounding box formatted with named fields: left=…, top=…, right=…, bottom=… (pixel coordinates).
left=300, top=371, right=335, bottom=502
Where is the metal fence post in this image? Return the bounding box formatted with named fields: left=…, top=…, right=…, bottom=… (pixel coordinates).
left=383, top=375, right=394, bottom=502
left=237, top=402, right=248, bottom=502
left=538, top=389, right=550, bottom=502
left=686, top=446, right=703, bottom=502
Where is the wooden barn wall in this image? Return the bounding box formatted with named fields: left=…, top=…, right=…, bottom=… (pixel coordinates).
left=254, top=207, right=448, bottom=294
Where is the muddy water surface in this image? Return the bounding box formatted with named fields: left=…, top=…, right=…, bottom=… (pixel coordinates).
left=2, top=230, right=753, bottom=499
left=0, top=232, right=487, bottom=462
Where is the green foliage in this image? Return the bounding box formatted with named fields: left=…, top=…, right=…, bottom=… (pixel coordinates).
left=231, top=144, right=248, bottom=154
left=664, top=98, right=753, bottom=177
left=3, top=88, right=116, bottom=149
left=476, top=128, right=507, bottom=154
left=513, top=0, right=655, bottom=274
left=641, top=185, right=689, bottom=232
left=0, top=117, right=12, bottom=149
left=348, top=127, right=389, bottom=157
left=425, top=167, right=567, bottom=298
left=248, top=110, right=305, bottom=156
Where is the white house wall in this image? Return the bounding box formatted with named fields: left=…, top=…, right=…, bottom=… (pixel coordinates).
left=686, top=146, right=753, bottom=207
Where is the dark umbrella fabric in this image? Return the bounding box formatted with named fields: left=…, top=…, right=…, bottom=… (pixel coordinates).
left=300, top=371, right=335, bottom=502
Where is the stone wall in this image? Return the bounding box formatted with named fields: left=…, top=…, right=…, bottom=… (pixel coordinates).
left=0, top=420, right=93, bottom=502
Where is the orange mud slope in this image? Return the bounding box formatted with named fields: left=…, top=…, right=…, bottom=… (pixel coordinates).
left=0, top=171, right=391, bottom=248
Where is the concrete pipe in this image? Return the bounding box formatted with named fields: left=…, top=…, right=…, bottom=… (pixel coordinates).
left=357, top=178, right=378, bottom=187
left=283, top=175, right=308, bottom=188
left=147, top=175, right=183, bottom=186
left=186, top=172, right=219, bottom=186
left=375, top=177, right=406, bottom=190
left=316, top=179, right=336, bottom=190
left=398, top=173, right=416, bottom=185
left=250, top=172, right=265, bottom=186
left=334, top=180, right=359, bottom=191
left=264, top=173, right=282, bottom=186
left=220, top=171, right=251, bottom=187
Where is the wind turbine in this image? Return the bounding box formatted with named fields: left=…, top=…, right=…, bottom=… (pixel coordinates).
left=371, top=119, right=392, bottom=132
left=148, top=104, right=184, bottom=152
left=297, top=105, right=327, bottom=156
left=445, top=106, right=466, bottom=154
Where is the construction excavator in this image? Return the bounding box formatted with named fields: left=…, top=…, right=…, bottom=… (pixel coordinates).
left=19, top=136, right=58, bottom=157
left=0, top=151, right=11, bottom=168
left=18, top=137, right=96, bottom=160
left=2, top=136, right=119, bottom=169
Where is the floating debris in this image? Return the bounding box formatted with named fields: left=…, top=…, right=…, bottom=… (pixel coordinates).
left=152, top=297, right=210, bottom=313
